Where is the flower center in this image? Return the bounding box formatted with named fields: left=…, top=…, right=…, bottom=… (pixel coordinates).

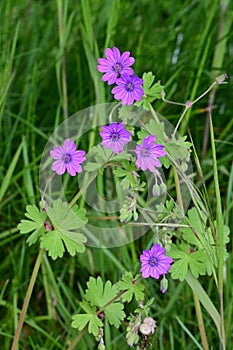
left=149, top=257, right=157, bottom=266
left=62, top=153, right=72, bottom=163
left=141, top=147, right=150, bottom=157
left=111, top=132, right=119, bottom=141
left=112, top=63, right=122, bottom=74
left=125, top=82, right=134, bottom=91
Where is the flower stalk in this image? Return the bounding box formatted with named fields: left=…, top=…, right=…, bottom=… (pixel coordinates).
left=11, top=249, right=45, bottom=350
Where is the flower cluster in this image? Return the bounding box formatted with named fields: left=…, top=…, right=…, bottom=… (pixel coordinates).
left=97, top=47, right=144, bottom=105
left=100, top=123, right=166, bottom=172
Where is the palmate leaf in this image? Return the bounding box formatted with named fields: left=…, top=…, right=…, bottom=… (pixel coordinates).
left=116, top=272, right=145, bottom=303
left=113, top=161, right=137, bottom=190
left=84, top=145, right=132, bottom=173
left=18, top=205, right=46, bottom=246
left=135, top=72, right=165, bottom=110
left=92, top=144, right=113, bottom=164
left=85, top=277, right=125, bottom=328
left=85, top=276, right=119, bottom=307
left=40, top=199, right=87, bottom=260
left=71, top=301, right=103, bottom=336
left=105, top=302, right=125, bottom=328
left=168, top=243, right=207, bottom=281
left=141, top=118, right=166, bottom=146
left=165, top=135, right=192, bottom=162
left=118, top=105, right=135, bottom=121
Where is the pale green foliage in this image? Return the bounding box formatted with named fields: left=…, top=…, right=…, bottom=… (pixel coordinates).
left=40, top=199, right=87, bottom=259
left=116, top=272, right=145, bottom=303
left=135, top=72, right=165, bottom=110
left=72, top=276, right=126, bottom=335
left=72, top=301, right=103, bottom=337
left=18, top=205, right=46, bottom=246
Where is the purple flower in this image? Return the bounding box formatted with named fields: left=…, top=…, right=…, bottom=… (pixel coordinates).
left=135, top=135, right=166, bottom=172
left=111, top=74, right=144, bottom=105
left=50, top=138, right=86, bottom=176
left=140, top=243, right=173, bottom=279
left=97, top=47, right=135, bottom=85
left=99, top=122, right=131, bottom=154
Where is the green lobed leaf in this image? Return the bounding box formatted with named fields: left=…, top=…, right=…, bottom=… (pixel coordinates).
left=137, top=129, right=148, bottom=143
left=104, top=302, right=125, bottom=328
left=111, top=151, right=132, bottom=162
left=113, top=161, right=137, bottom=190
left=85, top=276, right=118, bottom=307
left=165, top=135, right=191, bottom=162
left=84, top=162, right=101, bottom=172
left=113, top=168, right=128, bottom=178
left=144, top=119, right=166, bottom=145
left=169, top=258, right=189, bottom=281
left=91, top=144, right=113, bottom=163
left=40, top=199, right=87, bottom=260
left=72, top=300, right=103, bottom=337
left=118, top=105, right=135, bottom=121
left=169, top=243, right=210, bottom=281
left=135, top=72, right=165, bottom=110
left=142, top=72, right=155, bottom=92
left=40, top=230, right=65, bottom=259
left=18, top=205, right=46, bottom=246
left=116, top=272, right=145, bottom=303
left=84, top=277, right=126, bottom=329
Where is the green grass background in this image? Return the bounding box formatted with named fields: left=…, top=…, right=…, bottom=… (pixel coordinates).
left=0, top=0, right=232, bottom=349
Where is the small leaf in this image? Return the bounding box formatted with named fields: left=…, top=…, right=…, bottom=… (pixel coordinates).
left=137, top=129, right=148, bottom=143
left=105, top=302, right=125, bottom=328
left=116, top=272, right=145, bottom=302
left=84, top=277, right=126, bottom=329
left=40, top=230, right=65, bottom=259
left=118, top=105, right=135, bottom=121
left=165, top=135, right=191, bottom=162
left=189, top=251, right=207, bottom=278
left=84, top=162, right=101, bottom=172
left=72, top=300, right=103, bottom=337
left=111, top=151, right=132, bottom=162
left=135, top=72, right=165, bottom=110
left=113, top=168, right=128, bottom=178
left=18, top=205, right=46, bottom=246
left=169, top=243, right=210, bottom=281
left=146, top=118, right=166, bottom=145
left=40, top=200, right=87, bottom=259
left=85, top=277, right=118, bottom=307
left=142, top=72, right=155, bottom=92
left=169, top=256, right=188, bottom=281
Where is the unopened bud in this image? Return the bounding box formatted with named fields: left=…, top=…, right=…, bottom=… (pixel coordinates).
left=215, top=73, right=228, bottom=85
left=152, top=184, right=160, bottom=197
left=160, top=183, right=167, bottom=194
left=160, top=276, right=168, bottom=294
